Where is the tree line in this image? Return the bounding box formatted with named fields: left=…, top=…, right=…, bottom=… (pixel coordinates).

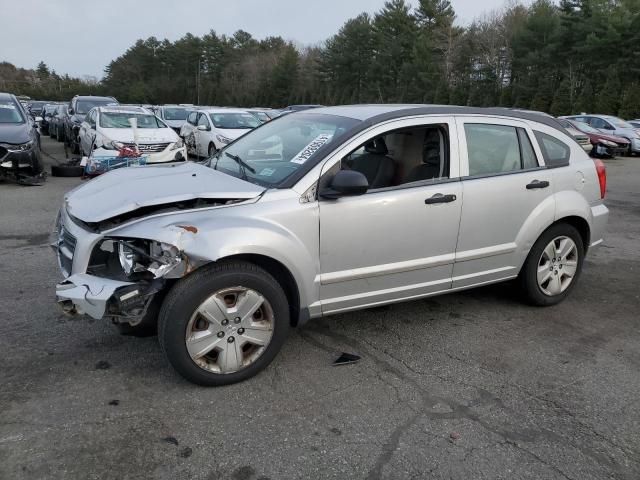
left=3, top=0, right=640, bottom=118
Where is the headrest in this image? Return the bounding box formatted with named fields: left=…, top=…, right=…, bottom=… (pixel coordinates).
left=423, top=129, right=442, bottom=165
left=364, top=137, right=389, bottom=155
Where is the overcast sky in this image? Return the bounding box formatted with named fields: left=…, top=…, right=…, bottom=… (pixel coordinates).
left=2, top=0, right=511, bottom=79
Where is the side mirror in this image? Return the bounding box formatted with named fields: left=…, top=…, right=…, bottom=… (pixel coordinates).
left=197, top=124, right=209, bottom=131
left=320, top=170, right=369, bottom=199
left=68, top=108, right=74, bottom=115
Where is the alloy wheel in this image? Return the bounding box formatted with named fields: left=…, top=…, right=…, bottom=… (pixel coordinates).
left=185, top=287, right=274, bottom=374
left=536, top=236, right=578, bottom=296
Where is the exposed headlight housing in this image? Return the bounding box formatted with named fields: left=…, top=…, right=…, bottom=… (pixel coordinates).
left=89, top=238, right=185, bottom=280
left=600, top=139, right=617, bottom=147
left=170, top=139, right=184, bottom=150
left=6, top=141, right=34, bottom=152
left=216, top=134, right=232, bottom=145
left=102, top=140, right=125, bottom=150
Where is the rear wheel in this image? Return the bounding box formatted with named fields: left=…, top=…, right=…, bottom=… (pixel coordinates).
left=519, top=223, right=584, bottom=306
left=158, top=261, right=289, bottom=386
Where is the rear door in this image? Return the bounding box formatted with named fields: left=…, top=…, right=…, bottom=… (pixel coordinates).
left=453, top=116, right=555, bottom=288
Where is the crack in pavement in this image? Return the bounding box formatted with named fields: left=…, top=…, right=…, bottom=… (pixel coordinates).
left=303, top=321, right=636, bottom=479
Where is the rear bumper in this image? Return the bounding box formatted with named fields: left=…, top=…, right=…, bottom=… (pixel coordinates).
left=590, top=203, right=609, bottom=247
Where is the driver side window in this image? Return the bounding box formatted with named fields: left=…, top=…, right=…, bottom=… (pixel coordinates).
left=340, top=124, right=450, bottom=191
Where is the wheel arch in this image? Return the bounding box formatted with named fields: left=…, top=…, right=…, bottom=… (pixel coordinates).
left=217, top=253, right=303, bottom=327
left=553, top=215, right=591, bottom=253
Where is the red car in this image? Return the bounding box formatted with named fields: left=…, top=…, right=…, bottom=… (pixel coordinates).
left=558, top=118, right=630, bottom=158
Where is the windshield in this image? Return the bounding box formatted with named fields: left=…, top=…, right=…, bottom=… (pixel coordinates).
left=209, top=112, right=261, bottom=130
left=100, top=112, right=167, bottom=129
left=213, top=113, right=359, bottom=187
left=77, top=99, right=115, bottom=115
left=0, top=99, right=25, bottom=124
left=605, top=117, right=633, bottom=128
left=569, top=120, right=598, bottom=134
left=29, top=101, right=47, bottom=111
left=163, top=107, right=188, bottom=120
left=250, top=111, right=270, bottom=123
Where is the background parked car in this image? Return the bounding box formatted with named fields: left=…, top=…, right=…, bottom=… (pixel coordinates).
left=0, top=92, right=43, bottom=184
left=49, top=104, right=67, bottom=141
left=181, top=108, right=261, bottom=158
left=27, top=100, right=48, bottom=121
left=246, top=108, right=280, bottom=123
left=558, top=118, right=629, bottom=158
left=628, top=119, right=640, bottom=129
left=64, top=95, right=118, bottom=154
left=156, top=105, right=190, bottom=134
left=40, top=104, right=58, bottom=135
left=78, top=105, right=186, bottom=163
left=563, top=114, right=640, bottom=155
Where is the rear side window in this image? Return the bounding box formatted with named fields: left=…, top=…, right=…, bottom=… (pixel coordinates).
left=534, top=131, right=570, bottom=167
left=464, top=124, right=539, bottom=176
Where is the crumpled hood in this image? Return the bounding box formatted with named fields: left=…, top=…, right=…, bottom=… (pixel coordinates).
left=65, top=162, right=265, bottom=223
left=0, top=123, right=31, bottom=144
left=101, top=127, right=179, bottom=143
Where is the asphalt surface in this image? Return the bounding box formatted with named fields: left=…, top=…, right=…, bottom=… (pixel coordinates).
left=1, top=135, right=639, bottom=480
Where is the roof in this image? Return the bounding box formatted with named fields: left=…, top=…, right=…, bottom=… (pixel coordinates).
left=98, top=106, right=147, bottom=114
left=309, top=104, right=567, bottom=132
left=198, top=108, right=252, bottom=114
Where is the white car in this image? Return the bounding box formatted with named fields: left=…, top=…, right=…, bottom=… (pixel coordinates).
left=78, top=106, right=186, bottom=163
left=180, top=108, right=261, bottom=158
left=156, top=105, right=191, bottom=135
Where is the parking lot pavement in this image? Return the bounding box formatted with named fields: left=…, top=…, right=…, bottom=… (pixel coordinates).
left=1, top=135, right=639, bottom=480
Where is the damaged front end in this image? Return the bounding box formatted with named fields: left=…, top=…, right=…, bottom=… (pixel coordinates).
left=55, top=235, right=194, bottom=325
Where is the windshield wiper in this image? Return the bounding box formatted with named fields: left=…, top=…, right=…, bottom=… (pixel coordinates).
left=225, top=152, right=256, bottom=180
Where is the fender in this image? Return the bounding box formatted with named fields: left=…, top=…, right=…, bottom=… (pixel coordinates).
left=106, top=203, right=319, bottom=312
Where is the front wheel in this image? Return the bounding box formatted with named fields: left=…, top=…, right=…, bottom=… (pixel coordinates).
left=519, top=223, right=584, bottom=306
left=158, top=261, right=289, bottom=386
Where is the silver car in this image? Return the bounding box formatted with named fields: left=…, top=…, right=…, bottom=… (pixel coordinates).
left=53, top=105, right=609, bottom=386
left=562, top=114, right=640, bottom=155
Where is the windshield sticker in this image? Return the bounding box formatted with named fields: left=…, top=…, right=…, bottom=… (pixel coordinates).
left=259, top=167, right=276, bottom=176
left=290, top=134, right=333, bottom=164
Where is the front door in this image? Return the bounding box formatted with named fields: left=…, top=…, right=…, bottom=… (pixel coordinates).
left=318, top=117, right=462, bottom=314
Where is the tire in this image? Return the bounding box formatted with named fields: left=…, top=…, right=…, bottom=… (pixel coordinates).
left=114, top=293, right=164, bottom=337
left=158, top=261, right=290, bottom=386
left=51, top=164, right=84, bottom=177
left=208, top=143, right=217, bottom=158
left=519, top=223, right=584, bottom=306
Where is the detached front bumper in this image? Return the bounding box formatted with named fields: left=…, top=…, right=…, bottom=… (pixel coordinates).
left=0, top=145, right=43, bottom=176
left=56, top=274, right=135, bottom=319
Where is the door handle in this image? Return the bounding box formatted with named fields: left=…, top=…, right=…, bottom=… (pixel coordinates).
left=425, top=193, right=457, bottom=204
left=526, top=180, right=550, bottom=189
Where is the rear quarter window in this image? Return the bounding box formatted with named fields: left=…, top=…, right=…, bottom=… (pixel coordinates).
left=534, top=131, right=571, bottom=167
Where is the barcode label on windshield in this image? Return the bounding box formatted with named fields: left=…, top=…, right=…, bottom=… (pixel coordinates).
left=290, top=134, right=333, bottom=164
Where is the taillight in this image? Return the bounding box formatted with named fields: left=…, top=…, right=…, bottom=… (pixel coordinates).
left=593, top=159, right=606, bottom=199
